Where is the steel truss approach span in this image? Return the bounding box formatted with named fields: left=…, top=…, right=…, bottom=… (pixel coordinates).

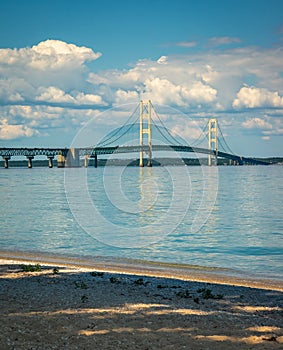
left=0, top=148, right=69, bottom=157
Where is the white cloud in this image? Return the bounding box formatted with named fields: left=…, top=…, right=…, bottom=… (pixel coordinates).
left=115, top=89, right=139, bottom=104
left=0, top=104, right=104, bottom=133
left=181, top=81, right=217, bottom=104
left=35, top=86, right=106, bottom=106
left=0, top=120, right=39, bottom=140
left=75, top=92, right=105, bottom=105
left=176, top=41, right=197, bottom=48
left=0, top=79, right=26, bottom=103
left=242, top=117, right=273, bottom=129
left=263, top=128, right=283, bottom=136
left=171, top=123, right=204, bottom=141
left=241, top=115, right=283, bottom=138
left=8, top=105, right=61, bottom=120
left=0, top=39, right=101, bottom=71
left=157, top=56, right=168, bottom=64
left=209, top=36, right=241, bottom=46
left=233, top=86, right=283, bottom=108
left=36, top=86, right=75, bottom=104
left=141, top=78, right=217, bottom=107
left=143, top=77, right=183, bottom=105
left=2, top=41, right=283, bottom=115
left=0, top=39, right=103, bottom=106
left=88, top=46, right=283, bottom=111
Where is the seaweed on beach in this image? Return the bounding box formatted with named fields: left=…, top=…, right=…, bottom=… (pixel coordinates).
left=20, top=264, right=42, bottom=272
left=90, top=271, right=104, bottom=277
left=197, top=287, right=223, bottom=300
left=133, top=278, right=149, bottom=286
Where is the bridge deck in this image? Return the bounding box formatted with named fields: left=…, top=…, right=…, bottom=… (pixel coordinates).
left=0, top=145, right=269, bottom=165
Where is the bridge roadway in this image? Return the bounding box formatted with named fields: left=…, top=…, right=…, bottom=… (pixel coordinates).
left=0, top=145, right=269, bottom=166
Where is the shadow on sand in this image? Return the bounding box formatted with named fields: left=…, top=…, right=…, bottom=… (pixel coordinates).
left=0, top=263, right=282, bottom=349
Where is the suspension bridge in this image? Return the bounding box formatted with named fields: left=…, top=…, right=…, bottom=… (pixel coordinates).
left=0, top=100, right=269, bottom=168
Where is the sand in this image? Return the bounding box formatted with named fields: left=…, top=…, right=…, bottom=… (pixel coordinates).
left=0, top=256, right=282, bottom=349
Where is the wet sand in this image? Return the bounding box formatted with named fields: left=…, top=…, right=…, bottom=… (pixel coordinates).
left=0, top=255, right=282, bottom=349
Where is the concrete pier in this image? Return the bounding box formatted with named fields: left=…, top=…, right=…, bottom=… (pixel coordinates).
left=57, top=154, right=65, bottom=168
left=47, top=156, right=54, bottom=168
left=26, top=156, right=34, bottom=168
left=84, top=155, right=89, bottom=167
left=2, top=156, right=11, bottom=169
left=90, top=152, right=98, bottom=168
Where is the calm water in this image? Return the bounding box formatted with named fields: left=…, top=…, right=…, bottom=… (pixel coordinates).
left=0, top=165, right=282, bottom=280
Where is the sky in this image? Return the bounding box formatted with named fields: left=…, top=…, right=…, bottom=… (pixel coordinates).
left=0, top=0, right=283, bottom=157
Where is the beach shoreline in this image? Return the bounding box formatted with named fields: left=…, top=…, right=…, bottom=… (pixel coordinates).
left=0, top=250, right=282, bottom=292
left=1, top=253, right=283, bottom=349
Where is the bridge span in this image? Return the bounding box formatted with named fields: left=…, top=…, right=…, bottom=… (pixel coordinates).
left=0, top=100, right=271, bottom=168
left=0, top=145, right=269, bottom=168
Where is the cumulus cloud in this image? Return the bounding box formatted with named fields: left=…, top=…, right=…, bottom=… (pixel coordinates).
left=241, top=115, right=283, bottom=138
left=115, top=89, right=139, bottom=104
left=75, top=92, right=105, bottom=105
left=0, top=119, right=39, bottom=140
left=181, top=81, right=217, bottom=104
left=233, top=86, right=283, bottom=108
left=35, top=86, right=105, bottom=106
left=87, top=46, right=283, bottom=113
left=0, top=39, right=104, bottom=106
left=0, top=39, right=101, bottom=71
left=89, top=57, right=218, bottom=108
left=242, top=117, right=273, bottom=129
left=157, top=56, right=168, bottom=64
left=143, top=77, right=184, bottom=105
left=0, top=84, right=24, bottom=103
left=36, top=86, right=75, bottom=104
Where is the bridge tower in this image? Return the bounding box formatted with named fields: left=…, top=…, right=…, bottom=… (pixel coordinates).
left=139, top=100, right=152, bottom=167
left=208, top=118, right=218, bottom=166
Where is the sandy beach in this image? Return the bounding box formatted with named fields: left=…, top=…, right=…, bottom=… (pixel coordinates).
left=0, top=256, right=282, bottom=350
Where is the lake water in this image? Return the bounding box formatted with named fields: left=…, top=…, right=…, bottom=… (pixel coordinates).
left=0, top=165, right=282, bottom=280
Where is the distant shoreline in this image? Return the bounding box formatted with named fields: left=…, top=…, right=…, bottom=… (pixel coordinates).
left=0, top=156, right=283, bottom=167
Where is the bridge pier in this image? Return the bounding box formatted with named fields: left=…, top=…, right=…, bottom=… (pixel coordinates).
left=57, top=154, right=65, bottom=168
left=26, top=156, right=34, bottom=168
left=47, top=156, right=54, bottom=168
left=84, top=155, right=89, bottom=167
left=2, top=156, right=11, bottom=168
left=91, top=153, right=98, bottom=168
left=57, top=148, right=80, bottom=167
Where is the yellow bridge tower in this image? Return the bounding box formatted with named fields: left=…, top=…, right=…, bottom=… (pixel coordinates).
left=139, top=100, right=152, bottom=167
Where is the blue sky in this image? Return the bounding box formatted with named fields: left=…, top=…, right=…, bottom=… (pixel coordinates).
left=0, top=0, right=283, bottom=156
